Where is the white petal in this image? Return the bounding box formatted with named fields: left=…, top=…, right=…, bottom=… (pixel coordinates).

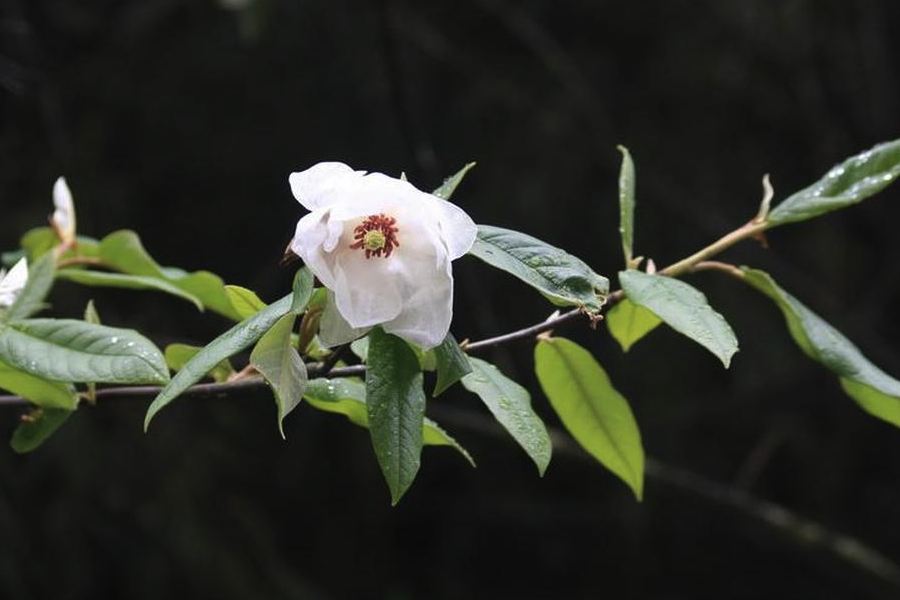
left=52, top=176, right=76, bottom=242
left=318, top=292, right=372, bottom=347
left=433, top=197, right=477, bottom=259
left=331, top=253, right=404, bottom=328
left=288, top=162, right=361, bottom=211
left=382, top=260, right=454, bottom=349
left=290, top=209, right=338, bottom=288
left=0, top=257, right=28, bottom=308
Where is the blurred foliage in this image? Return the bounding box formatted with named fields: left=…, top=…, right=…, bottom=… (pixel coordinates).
left=2, top=0, right=900, bottom=597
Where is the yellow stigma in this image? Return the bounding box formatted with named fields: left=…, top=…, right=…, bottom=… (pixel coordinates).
left=363, top=229, right=386, bottom=251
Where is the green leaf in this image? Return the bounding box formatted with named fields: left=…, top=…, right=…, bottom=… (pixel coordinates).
left=767, top=139, right=900, bottom=226
left=535, top=337, right=644, bottom=499
left=432, top=333, right=471, bottom=396
left=432, top=162, right=476, bottom=200
left=10, top=408, right=74, bottom=453
left=290, top=267, right=314, bottom=315
left=366, top=327, right=426, bottom=504
left=164, top=343, right=235, bottom=383
left=617, top=145, right=636, bottom=266
left=461, top=356, right=552, bottom=475
left=225, top=286, right=267, bottom=320
left=98, top=230, right=240, bottom=320
left=145, top=294, right=294, bottom=429
left=743, top=268, right=900, bottom=428
left=0, top=358, right=78, bottom=409
left=303, top=378, right=474, bottom=465
left=619, top=270, right=738, bottom=368
left=468, top=225, right=609, bottom=313
left=57, top=269, right=204, bottom=311
left=2, top=254, right=56, bottom=322
left=606, top=298, right=663, bottom=352
left=251, top=313, right=307, bottom=438
left=0, top=319, right=169, bottom=384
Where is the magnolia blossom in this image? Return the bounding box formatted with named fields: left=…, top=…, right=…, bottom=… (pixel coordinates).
left=0, top=257, right=28, bottom=309
left=51, top=176, right=76, bottom=244
left=288, top=162, right=477, bottom=349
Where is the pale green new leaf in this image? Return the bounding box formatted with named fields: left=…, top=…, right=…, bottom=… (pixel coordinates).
left=164, top=343, right=235, bottom=383
left=619, top=270, right=738, bottom=368
left=617, top=145, right=636, bottom=266
left=743, top=268, right=900, bottom=428
left=303, top=378, right=474, bottom=466
left=58, top=270, right=204, bottom=311
left=432, top=333, right=471, bottom=396
left=10, top=408, right=74, bottom=453
left=0, top=358, right=78, bottom=409
left=461, top=356, right=551, bottom=475
left=606, top=298, right=663, bottom=352
left=366, top=327, right=426, bottom=504
left=535, top=337, right=644, bottom=499
left=251, top=313, right=307, bottom=438
left=0, top=319, right=168, bottom=384
left=2, top=254, right=56, bottom=322
left=767, top=139, right=900, bottom=226
left=225, top=286, right=267, bottom=320
left=432, top=162, right=476, bottom=200
left=145, top=294, right=293, bottom=429
left=469, top=225, right=609, bottom=313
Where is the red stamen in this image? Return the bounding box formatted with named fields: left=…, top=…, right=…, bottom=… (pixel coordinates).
left=349, top=213, right=400, bottom=259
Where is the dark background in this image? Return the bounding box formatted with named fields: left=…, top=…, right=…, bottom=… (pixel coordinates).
left=2, top=1, right=900, bottom=598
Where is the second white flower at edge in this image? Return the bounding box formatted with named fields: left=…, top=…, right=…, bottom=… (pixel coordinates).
left=288, top=162, right=477, bottom=350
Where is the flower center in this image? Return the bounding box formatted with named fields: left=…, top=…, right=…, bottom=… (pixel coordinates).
left=350, top=213, right=400, bottom=259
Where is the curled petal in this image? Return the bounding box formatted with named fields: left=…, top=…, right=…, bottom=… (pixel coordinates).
left=289, top=163, right=361, bottom=211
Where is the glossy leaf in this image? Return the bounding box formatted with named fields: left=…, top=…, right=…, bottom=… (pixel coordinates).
left=58, top=270, right=204, bottom=311
left=98, top=230, right=240, bottom=320
left=461, top=356, right=551, bottom=475
left=225, top=286, right=267, bottom=320
left=619, top=270, right=738, bottom=368
left=164, top=343, right=235, bottom=383
left=366, top=327, right=426, bottom=504
left=10, top=408, right=74, bottom=453
left=617, top=145, right=636, bottom=265
left=469, top=225, right=609, bottom=313
left=535, top=337, right=644, bottom=499
left=767, top=139, right=900, bottom=226
left=606, top=297, right=662, bottom=352
left=432, top=333, right=471, bottom=396
left=2, top=254, right=56, bottom=322
left=0, top=319, right=168, bottom=384
left=432, top=162, right=476, bottom=200
left=0, top=358, right=78, bottom=409
left=743, top=268, right=900, bottom=428
left=303, top=378, right=474, bottom=465
left=145, top=294, right=293, bottom=429
left=251, top=313, right=307, bottom=438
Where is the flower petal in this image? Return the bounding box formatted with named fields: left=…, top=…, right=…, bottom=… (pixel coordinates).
left=52, top=176, right=76, bottom=242
left=331, top=252, right=404, bottom=328
left=288, top=162, right=361, bottom=211
left=433, top=197, right=477, bottom=259
left=318, top=291, right=372, bottom=346
left=382, top=260, right=454, bottom=349
left=0, top=257, right=29, bottom=308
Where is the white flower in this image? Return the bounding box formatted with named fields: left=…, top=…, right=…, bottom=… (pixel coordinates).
left=0, top=257, right=28, bottom=309
left=51, top=176, right=76, bottom=244
left=288, top=162, right=477, bottom=349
